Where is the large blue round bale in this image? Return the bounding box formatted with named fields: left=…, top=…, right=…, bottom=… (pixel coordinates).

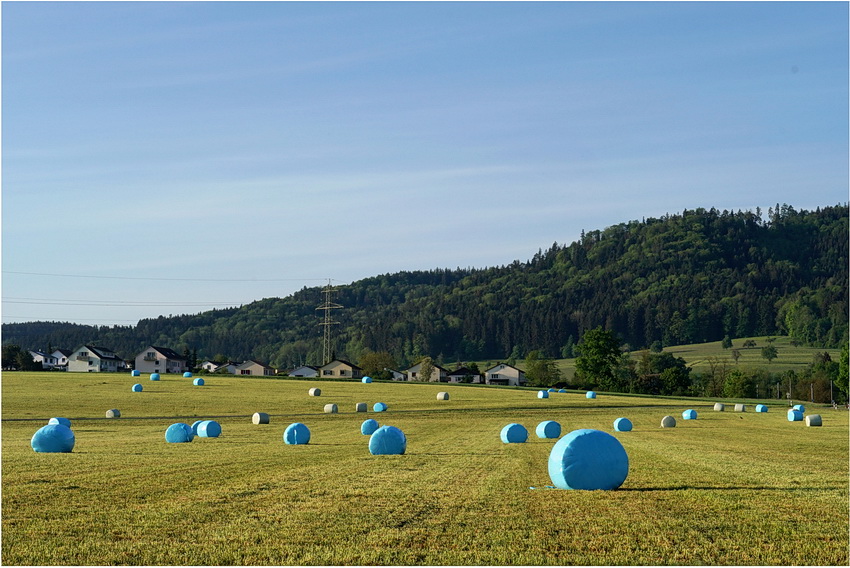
left=613, top=417, right=633, bottom=432
left=31, top=424, right=75, bottom=453
left=682, top=409, right=698, bottom=420
left=283, top=422, right=310, bottom=445
left=500, top=423, right=528, bottom=444
left=792, top=404, right=805, bottom=413
left=131, top=370, right=141, bottom=377
left=362, top=376, right=373, bottom=383
left=537, top=390, right=549, bottom=399
left=193, top=377, right=205, bottom=386
left=373, top=402, right=388, bottom=412
left=131, top=383, right=143, bottom=392
left=48, top=417, right=71, bottom=427
left=183, top=371, right=193, bottom=378
left=361, top=418, right=380, bottom=435
left=548, top=429, right=629, bottom=490
left=150, top=373, right=160, bottom=381
left=197, top=420, right=221, bottom=438
left=368, top=425, right=406, bottom=455
left=787, top=409, right=803, bottom=422
left=165, top=423, right=194, bottom=443
left=586, top=391, right=597, bottom=399
left=536, top=420, right=561, bottom=439
left=755, top=404, right=768, bottom=413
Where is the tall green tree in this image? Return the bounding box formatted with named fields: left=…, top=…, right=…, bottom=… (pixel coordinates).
left=358, top=350, right=397, bottom=381
left=575, top=327, right=623, bottom=391
left=524, top=350, right=562, bottom=387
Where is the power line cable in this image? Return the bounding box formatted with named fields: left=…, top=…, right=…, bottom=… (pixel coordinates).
left=3, top=271, right=344, bottom=283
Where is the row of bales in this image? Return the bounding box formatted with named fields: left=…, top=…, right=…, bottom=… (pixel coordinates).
left=29, top=375, right=828, bottom=492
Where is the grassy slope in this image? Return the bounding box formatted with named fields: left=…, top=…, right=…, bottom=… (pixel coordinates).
left=2, top=372, right=847, bottom=565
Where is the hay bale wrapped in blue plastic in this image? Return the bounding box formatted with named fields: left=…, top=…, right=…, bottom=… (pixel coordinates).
left=500, top=423, right=528, bottom=443
left=793, top=404, right=805, bottom=413
left=805, top=414, right=822, bottom=427
left=547, top=388, right=556, bottom=392
left=586, top=391, right=597, bottom=399
left=373, top=402, right=388, bottom=412
left=150, top=373, right=160, bottom=381
left=369, top=425, right=406, bottom=455
left=682, top=409, right=697, bottom=420
left=193, top=378, right=205, bottom=386
left=197, top=420, right=221, bottom=438
left=191, top=420, right=203, bottom=434
left=537, top=390, right=549, bottom=399
left=131, top=383, right=143, bottom=392
left=613, top=417, right=633, bottom=432
left=361, top=418, right=380, bottom=435
left=755, top=404, right=768, bottom=413
left=548, top=429, right=629, bottom=490
left=558, top=389, right=567, bottom=393
left=661, top=415, right=676, bottom=428
left=48, top=417, right=71, bottom=427
left=536, top=420, right=561, bottom=439
left=164, top=423, right=194, bottom=443
left=283, top=422, right=310, bottom=444
left=787, top=409, right=803, bottom=422
left=106, top=408, right=121, bottom=418
left=31, top=424, right=75, bottom=453
left=131, top=370, right=141, bottom=377
left=362, top=376, right=372, bottom=383
left=183, top=372, right=193, bottom=378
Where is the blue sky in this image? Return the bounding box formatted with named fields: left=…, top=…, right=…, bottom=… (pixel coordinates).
left=2, top=1, right=848, bottom=326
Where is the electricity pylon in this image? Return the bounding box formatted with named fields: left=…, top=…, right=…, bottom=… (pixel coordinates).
left=316, top=280, right=343, bottom=365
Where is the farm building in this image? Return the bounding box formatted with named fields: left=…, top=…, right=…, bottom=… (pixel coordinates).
left=134, top=346, right=188, bottom=375
left=235, top=360, right=276, bottom=376
left=484, top=363, right=527, bottom=386
left=288, top=365, right=319, bottom=377
left=319, top=359, right=363, bottom=380
left=447, top=366, right=484, bottom=383
left=67, top=345, right=125, bottom=373
left=405, top=361, right=449, bottom=382
left=29, top=350, right=59, bottom=370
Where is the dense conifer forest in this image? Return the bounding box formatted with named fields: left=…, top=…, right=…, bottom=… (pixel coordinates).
left=4, top=204, right=847, bottom=370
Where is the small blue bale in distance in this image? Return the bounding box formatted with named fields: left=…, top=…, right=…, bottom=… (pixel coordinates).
left=197, top=420, right=221, bottom=438
left=586, top=391, right=597, bottom=399
left=131, top=370, right=141, bottom=377
left=283, top=422, right=310, bottom=445
left=613, top=417, right=633, bottom=432
left=31, top=424, right=75, bottom=453
left=362, top=376, right=372, bottom=383
left=537, top=390, right=549, bottom=399
left=373, top=402, right=388, bottom=412
left=131, top=383, right=143, bottom=392
left=48, top=417, right=71, bottom=427
left=548, top=429, right=629, bottom=490
left=558, top=389, right=567, bottom=393
left=150, top=373, right=160, bottom=381
left=165, top=423, right=194, bottom=443
left=191, top=420, right=204, bottom=434
left=193, top=378, right=205, bottom=386
left=787, top=409, right=803, bottom=422
left=183, top=371, right=193, bottom=378
left=361, top=418, right=380, bottom=435
left=369, top=425, right=406, bottom=455
left=500, top=423, right=528, bottom=444
left=682, top=409, right=698, bottom=420
left=792, top=404, right=805, bottom=413
left=547, top=388, right=556, bottom=392
left=755, top=404, right=768, bottom=413
left=536, top=420, right=561, bottom=439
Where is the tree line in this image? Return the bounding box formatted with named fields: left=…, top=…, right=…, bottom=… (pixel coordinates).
left=2, top=204, right=847, bottom=371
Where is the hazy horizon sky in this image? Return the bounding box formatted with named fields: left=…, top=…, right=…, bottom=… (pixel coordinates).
left=3, top=1, right=848, bottom=326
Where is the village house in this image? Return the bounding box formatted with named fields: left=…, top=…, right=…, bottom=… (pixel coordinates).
left=288, top=365, right=319, bottom=377
left=234, top=360, right=276, bottom=376
left=484, top=363, right=527, bottom=386
left=29, top=350, right=59, bottom=370
left=52, top=349, right=73, bottom=369
left=134, top=346, right=188, bottom=374
left=447, top=366, right=484, bottom=383
left=67, top=345, right=125, bottom=373
left=386, top=368, right=407, bottom=381
left=318, top=359, right=363, bottom=380
left=405, top=361, right=449, bottom=382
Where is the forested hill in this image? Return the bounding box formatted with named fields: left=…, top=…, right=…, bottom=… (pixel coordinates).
left=4, top=204, right=847, bottom=369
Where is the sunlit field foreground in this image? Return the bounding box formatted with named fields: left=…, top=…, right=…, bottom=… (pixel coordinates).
left=3, top=372, right=848, bottom=565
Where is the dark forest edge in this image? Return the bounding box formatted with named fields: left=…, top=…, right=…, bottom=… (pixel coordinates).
left=4, top=203, right=848, bottom=378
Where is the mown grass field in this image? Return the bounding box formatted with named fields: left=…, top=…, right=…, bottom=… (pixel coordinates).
left=3, top=371, right=848, bottom=565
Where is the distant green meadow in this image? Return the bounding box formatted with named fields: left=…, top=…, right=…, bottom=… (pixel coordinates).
left=3, top=372, right=848, bottom=565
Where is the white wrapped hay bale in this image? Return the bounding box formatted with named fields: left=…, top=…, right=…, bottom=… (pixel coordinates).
left=324, top=403, right=338, bottom=414
left=661, top=415, right=676, bottom=428
left=805, top=414, right=822, bottom=427
left=309, top=387, right=321, bottom=397
left=714, top=403, right=725, bottom=411
left=734, top=404, right=746, bottom=412
left=106, top=409, right=121, bottom=418
left=252, top=412, right=270, bottom=424
left=437, top=392, right=450, bottom=401
left=355, top=402, right=367, bottom=412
